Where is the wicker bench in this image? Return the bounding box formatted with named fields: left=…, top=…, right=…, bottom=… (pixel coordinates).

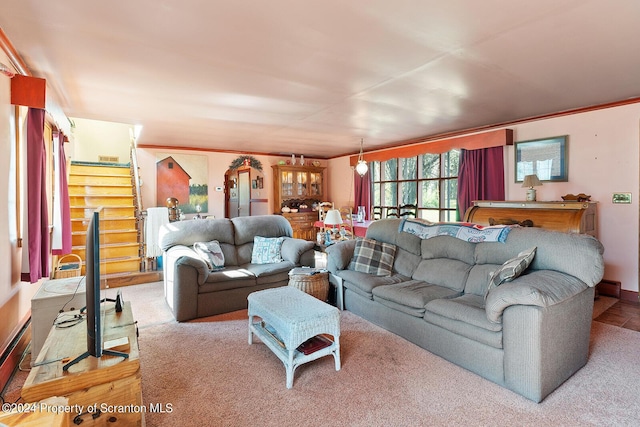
left=248, top=286, right=341, bottom=388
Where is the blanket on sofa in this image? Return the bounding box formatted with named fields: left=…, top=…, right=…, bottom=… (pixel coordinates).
left=399, top=218, right=512, bottom=243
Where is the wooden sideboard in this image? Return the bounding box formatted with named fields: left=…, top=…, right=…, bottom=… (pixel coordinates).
left=464, top=201, right=597, bottom=237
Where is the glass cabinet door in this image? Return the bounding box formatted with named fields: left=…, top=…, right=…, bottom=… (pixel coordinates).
left=295, top=171, right=307, bottom=196
left=309, top=172, right=322, bottom=196
left=281, top=170, right=294, bottom=197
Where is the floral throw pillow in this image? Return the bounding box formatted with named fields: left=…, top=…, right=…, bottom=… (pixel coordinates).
left=485, top=246, right=537, bottom=299
left=348, top=238, right=397, bottom=277
left=251, top=236, right=285, bottom=264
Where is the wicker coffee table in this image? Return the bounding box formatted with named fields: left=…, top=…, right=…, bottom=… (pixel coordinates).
left=248, top=286, right=341, bottom=389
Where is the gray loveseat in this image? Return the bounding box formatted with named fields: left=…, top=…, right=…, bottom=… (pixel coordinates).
left=159, top=215, right=315, bottom=321
left=326, top=219, right=604, bottom=402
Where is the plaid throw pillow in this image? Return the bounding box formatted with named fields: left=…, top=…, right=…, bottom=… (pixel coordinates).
left=485, top=246, right=536, bottom=299
left=349, top=238, right=397, bottom=277
left=251, top=236, right=285, bottom=264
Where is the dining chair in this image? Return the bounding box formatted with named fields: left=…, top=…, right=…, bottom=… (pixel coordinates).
left=371, top=206, right=383, bottom=220
left=338, top=206, right=354, bottom=239
left=386, top=207, right=399, bottom=218
left=399, top=204, right=417, bottom=217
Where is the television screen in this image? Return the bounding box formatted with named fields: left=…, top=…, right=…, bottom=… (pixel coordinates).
left=63, top=207, right=127, bottom=371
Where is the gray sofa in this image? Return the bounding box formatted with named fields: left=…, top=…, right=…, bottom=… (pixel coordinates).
left=159, top=215, right=315, bottom=321
left=326, top=219, right=605, bottom=402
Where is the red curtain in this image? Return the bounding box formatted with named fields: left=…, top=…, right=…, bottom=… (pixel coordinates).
left=354, top=170, right=371, bottom=220
left=27, top=108, right=50, bottom=283
left=52, top=131, right=72, bottom=255
left=457, top=146, right=504, bottom=220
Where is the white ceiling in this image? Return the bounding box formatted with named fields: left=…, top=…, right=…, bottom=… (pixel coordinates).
left=1, top=0, right=640, bottom=158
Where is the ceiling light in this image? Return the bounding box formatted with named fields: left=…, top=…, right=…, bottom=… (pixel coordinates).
left=355, top=138, right=368, bottom=177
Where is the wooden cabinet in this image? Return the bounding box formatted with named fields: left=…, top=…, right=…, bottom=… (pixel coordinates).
left=283, top=212, right=318, bottom=241
left=22, top=302, right=143, bottom=426
left=464, top=200, right=597, bottom=237
left=272, top=165, right=325, bottom=240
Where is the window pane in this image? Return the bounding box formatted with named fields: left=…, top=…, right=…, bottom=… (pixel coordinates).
left=399, top=157, right=417, bottom=180
left=442, top=210, right=457, bottom=221
left=383, top=159, right=397, bottom=181
left=442, top=149, right=460, bottom=178
left=420, top=153, right=440, bottom=179
left=420, top=209, right=440, bottom=222
left=372, top=183, right=381, bottom=206
left=371, top=161, right=381, bottom=182
left=419, top=180, right=439, bottom=208
left=442, top=178, right=458, bottom=210
left=383, top=182, right=397, bottom=206
left=400, top=181, right=417, bottom=205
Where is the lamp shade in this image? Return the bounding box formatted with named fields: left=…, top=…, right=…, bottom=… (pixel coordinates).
left=323, top=209, right=343, bottom=226
left=522, top=174, right=542, bottom=188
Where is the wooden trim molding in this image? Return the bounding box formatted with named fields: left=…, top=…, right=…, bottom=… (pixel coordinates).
left=349, top=128, right=513, bottom=166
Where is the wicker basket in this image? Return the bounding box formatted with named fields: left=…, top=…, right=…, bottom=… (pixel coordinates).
left=54, top=254, right=82, bottom=279
left=288, top=271, right=329, bottom=301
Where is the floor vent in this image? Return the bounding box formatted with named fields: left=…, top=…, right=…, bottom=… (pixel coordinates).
left=99, top=155, right=120, bottom=163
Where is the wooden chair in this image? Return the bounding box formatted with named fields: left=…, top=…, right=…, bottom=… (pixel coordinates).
left=399, top=204, right=417, bottom=218
left=338, top=206, right=354, bottom=239
left=371, top=206, right=383, bottom=220
left=386, top=207, right=399, bottom=218
left=317, top=202, right=334, bottom=233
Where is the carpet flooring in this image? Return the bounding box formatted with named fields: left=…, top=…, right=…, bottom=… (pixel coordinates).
left=2, top=283, right=637, bottom=426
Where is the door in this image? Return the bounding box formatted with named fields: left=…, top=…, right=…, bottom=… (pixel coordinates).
left=237, top=170, right=251, bottom=217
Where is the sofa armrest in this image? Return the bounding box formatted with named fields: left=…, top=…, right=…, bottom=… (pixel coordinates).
left=325, top=240, right=357, bottom=273
left=165, top=245, right=209, bottom=285
left=485, top=270, right=588, bottom=324
left=281, top=238, right=315, bottom=266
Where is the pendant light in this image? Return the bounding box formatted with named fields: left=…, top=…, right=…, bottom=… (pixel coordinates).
left=355, top=138, right=368, bottom=176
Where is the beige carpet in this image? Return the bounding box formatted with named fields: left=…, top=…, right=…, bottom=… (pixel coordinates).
left=2, top=283, right=635, bottom=426
left=122, top=283, right=638, bottom=427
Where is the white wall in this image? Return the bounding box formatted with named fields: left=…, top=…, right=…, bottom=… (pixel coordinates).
left=327, top=103, right=640, bottom=294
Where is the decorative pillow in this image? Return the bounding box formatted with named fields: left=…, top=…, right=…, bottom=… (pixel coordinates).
left=485, top=247, right=537, bottom=299
left=194, top=241, right=225, bottom=271
left=348, top=238, right=397, bottom=277
left=251, top=236, right=285, bottom=264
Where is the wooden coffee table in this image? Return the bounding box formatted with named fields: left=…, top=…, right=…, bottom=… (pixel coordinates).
left=248, top=286, right=341, bottom=388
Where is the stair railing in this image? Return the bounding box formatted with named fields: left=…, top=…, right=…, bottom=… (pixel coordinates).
left=130, top=143, right=146, bottom=271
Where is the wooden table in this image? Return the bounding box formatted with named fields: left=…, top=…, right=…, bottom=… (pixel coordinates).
left=314, top=219, right=374, bottom=238
left=22, top=302, right=143, bottom=426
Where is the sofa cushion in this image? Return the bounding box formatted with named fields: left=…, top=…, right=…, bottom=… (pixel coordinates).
left=244, top=261, right=295, bottom=285
left=485, top=247, right=536, bottom=299
left=199, top=266, right=258, bottom=292
left=412, top=258, right=473, bottom=292
left=424, top=294, right=503, bottom=349
left=231, top=215, right=293, bottom=245
left=159, top=218, right=235, bottom=250
left=337, top=270, right=408, bottom=299
left=251, top=236, right=285, bottom=264
left=421, top=235, right=476, bottom=264
left=349, top=238, right=397, bottom=276
left=372, top=280, right=461, bottom=317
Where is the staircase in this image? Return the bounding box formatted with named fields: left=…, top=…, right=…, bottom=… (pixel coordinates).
left=68, top=161, right=161, bottom=287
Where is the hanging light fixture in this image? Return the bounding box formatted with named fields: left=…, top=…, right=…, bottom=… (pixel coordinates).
left=355, top=138, right=368, bottom=176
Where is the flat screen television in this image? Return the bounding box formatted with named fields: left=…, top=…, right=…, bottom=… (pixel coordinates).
left=63, top=207, right=127, bottom=371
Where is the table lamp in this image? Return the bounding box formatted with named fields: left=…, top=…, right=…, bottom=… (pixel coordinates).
left=522, top=174, right=542, bottom=201
left=323, top=209, right=343, bottom=245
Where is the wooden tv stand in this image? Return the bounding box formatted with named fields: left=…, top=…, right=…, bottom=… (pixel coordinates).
left=22, top=301, right=143, bottom=426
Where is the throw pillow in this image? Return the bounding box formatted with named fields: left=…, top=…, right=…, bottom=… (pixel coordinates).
left=194, top=241, right=225, bottom=271
left=251, top=236, right=285, bottom=264
left=485, top=246, right=537, bottom=299
left=348, top=238, right=397, bottom=277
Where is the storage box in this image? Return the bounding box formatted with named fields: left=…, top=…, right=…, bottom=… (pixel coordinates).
left=30, top=277, right=86, bottom=363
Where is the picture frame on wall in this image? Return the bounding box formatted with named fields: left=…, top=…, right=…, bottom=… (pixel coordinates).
left=515, top=135, right=568, bottom=183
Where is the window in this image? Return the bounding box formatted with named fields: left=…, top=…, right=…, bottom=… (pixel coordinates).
left=371, top=149, right=460, bottom=221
